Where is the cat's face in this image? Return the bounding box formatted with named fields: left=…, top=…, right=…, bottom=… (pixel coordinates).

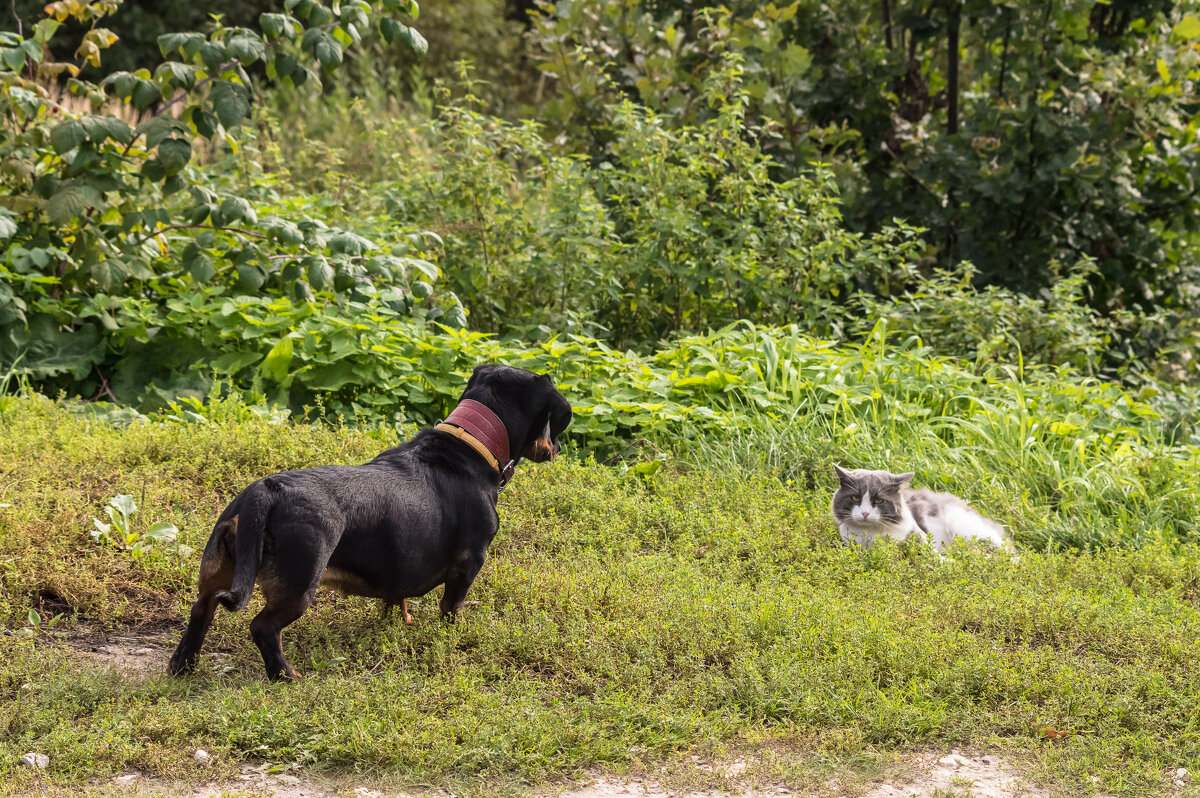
left=831, top=466, right=914, bottom=528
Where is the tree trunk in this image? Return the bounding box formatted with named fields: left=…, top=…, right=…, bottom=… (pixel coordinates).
left=883, top=0, right=894, bottom=50
left=947, top=0, right=961, bottom=136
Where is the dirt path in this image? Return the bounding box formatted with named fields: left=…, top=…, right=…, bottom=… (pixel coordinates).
left=75, top=750, right=1058, bottom=798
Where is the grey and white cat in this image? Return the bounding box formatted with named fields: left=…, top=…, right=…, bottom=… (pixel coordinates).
left=831, top=465, right=1012, bottom=552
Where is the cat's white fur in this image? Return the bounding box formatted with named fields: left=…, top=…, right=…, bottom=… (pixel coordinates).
left=833, top=466, right=1013, bottom=552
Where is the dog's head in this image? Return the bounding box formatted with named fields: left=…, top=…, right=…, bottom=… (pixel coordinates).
left=463, top=364, right=572, bottom=464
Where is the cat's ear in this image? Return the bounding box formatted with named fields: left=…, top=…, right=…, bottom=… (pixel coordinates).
left=891, top=472, right=915, bottom=485
left=833, top=464, right=854, bottom=486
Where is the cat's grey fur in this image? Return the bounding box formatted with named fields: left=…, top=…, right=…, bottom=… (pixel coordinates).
left=831, top=465, right=1012, bottom=552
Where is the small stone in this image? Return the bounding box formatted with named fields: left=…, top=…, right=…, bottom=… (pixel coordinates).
left=1176, top=768, right=1190, bottom=781
left=193, top=749, right=209, bottom=762
left=1175, top=780, right=1186, bottom=788
left=20, top=753, right=49, bottom=769
left=277, top=774, right=301, bottom=785
left=939, top=755, right=968, bottom=768
left=115, top=774, right=140, bottom=784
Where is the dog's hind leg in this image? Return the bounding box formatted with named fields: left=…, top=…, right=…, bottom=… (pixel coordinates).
left=250, top=585, right=312, bottom=682
left=168, top=518, right=237, bottom=675
left=380, top=599, right=414, bottom=625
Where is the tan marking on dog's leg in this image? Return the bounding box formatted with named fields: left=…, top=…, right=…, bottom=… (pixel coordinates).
left=402, top=597, right=414, bottom=626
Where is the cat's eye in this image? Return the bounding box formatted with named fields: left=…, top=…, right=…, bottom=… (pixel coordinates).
left=851, top=495, right=860, bottom=502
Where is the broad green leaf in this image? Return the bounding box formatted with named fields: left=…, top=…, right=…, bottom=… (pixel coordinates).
left=406, top=26, right=428, bottom=56
left=198, top=41, right=226, bottom=71
left=47, top=183, right=103, bottom=224
left=107, top=70, right=137, bottom=98
left=1172, top=15, right=1200, bottom=40
left=137, top=116, right=183, bottom=149
left=328, top=232, right=373, bottom=255
left=381, top=21, right=427, bottom=55
left=155, top=61, right=196, bottom=90
left=102, top=117, right=132, bottom=144
left=158, top=137, right=192, bottom=171
left=271, top=220, right=304, bottom=246
left=237, top=263, right=266, bottom=291
left=145, top=521, right=179, bottom=542
left=305, top=360, right=359, bottom=391
left=217, top=195, right=255, bottom=224
left=188, top=107, right=218, bottom=138
left=1, top=46, right=24, bottom=72
left=380, top=18, right=403, bottom=44
left=408, top=258, right=439, bottom=280
left=157, top=32, right=205, bottom=58
left=33, top=18, right=61, bottom=43
left=315, top=33, right=342, bottom=66
left=213, top=351, right=262, bottom=373
left=188, top=255, right=215, bottom=283
left=306, top=256, right=334, bottom=289
left=50, top=119, right=86, bottom=154
left=261, top=335, right=294, bottom=382
left=260, top=13, right=295, bottom=39
left=92, top=259, right=128, bottom=291
left=227, top=33, right=267, bottom=65
left=142, top=158, right=168, bottom=182
left=210, top=80, right=250, bottom=128
left=0, top=207, right=16, bottom=240
left=131, top=78, right=161, bottom=110
left=110, top=493, right=137, bottom=518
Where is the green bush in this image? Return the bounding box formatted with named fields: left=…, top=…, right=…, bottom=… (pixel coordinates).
left=376, top=63, right=925, bottom=347
left=526, top=0, right=1200, bottom=324
left=0, top=0, right=454, bottom=394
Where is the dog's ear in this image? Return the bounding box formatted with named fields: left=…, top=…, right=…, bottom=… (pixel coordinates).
left=547, top=391, right=572, bottom=438
left=467, top=364, right=497, bottom=390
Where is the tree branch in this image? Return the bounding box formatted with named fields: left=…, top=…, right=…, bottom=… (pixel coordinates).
left=133, top=223, right=269, bottom=246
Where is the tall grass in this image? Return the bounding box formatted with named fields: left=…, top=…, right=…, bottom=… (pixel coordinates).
left=669, top=323, right=1199, bottom=552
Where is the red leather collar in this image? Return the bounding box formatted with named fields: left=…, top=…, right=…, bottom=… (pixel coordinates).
left=439, top=399, right=516, bottom=486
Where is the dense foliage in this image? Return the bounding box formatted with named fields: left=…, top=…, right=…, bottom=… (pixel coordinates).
left=527, top=0, right=1200, bottom=317
left=0, top=0, right=461, bottom=401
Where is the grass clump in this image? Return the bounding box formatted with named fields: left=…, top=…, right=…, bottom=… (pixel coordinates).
left=1, top=397, right=1199, bottom=795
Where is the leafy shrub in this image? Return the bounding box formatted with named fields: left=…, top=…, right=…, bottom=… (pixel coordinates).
left=858, top=259, right=1120, bottom=374
left=526, top=0, right=1200, bottom=325
left=0, top=0, right=458, bottom=393
left=378, top=63, right=925, bottom=347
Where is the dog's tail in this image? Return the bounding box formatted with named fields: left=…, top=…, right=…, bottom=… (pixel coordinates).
left=215, top=481, right=276, bottom=612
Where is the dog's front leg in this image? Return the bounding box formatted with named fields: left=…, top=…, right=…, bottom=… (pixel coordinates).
left=439, top=551, right=485, bottom=618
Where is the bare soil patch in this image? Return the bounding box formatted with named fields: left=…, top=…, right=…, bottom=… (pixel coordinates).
left=66, top=625, right=177, bottom=676
left=28, top=750, right=1072, bottom=798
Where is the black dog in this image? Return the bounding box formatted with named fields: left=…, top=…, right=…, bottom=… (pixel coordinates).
left=167, top=365, right=572, bottom=681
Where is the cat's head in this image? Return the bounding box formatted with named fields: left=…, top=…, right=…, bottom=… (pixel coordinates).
left=831, top=465, right=914, bottom=527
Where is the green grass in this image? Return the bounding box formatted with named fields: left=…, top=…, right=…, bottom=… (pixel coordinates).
left=1, top=395, right=1199, bottom=795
